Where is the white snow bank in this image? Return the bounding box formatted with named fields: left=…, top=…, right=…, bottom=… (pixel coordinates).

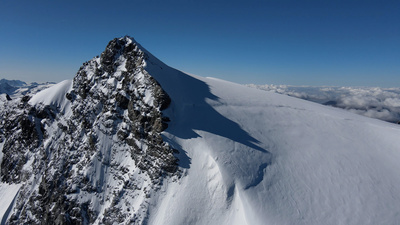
left=29, top=80, right=72, bottom=111
left=29, top=80, right=72, bottom=107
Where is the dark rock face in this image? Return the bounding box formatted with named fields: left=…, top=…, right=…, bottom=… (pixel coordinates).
left=0, top=36, right=179, bottom=224
left=71, top=37, right=177, bottom=180
left=1, top=98, right=45, bottom=183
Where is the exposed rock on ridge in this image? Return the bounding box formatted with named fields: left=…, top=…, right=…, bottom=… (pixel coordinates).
left=0, top=36, right=178, bottom=224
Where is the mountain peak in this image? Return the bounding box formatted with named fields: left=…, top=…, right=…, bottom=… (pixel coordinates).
left=0, top=36, right=177, bottom=224
left=100, top=36, right=141, bottom=73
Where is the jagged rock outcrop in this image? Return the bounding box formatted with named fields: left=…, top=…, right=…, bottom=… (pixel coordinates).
left=0, top=36, right=179, bottom=224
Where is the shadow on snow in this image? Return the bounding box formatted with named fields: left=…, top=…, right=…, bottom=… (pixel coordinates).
left=144, top=54, right=268, bottom=167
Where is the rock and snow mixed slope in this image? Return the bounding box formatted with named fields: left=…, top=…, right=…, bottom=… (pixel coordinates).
left=0, top=37, right=177, bottom=224
left=1, top=36, right=400, bottom=224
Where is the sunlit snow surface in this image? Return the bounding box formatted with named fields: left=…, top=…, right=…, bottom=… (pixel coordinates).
left=140, top=47, right=400, bottom=224
left=28, top=79, right=72, bottom=113
left=0, top=183, right=20, bottom=223
left=2, top=39, right=400, bottom=224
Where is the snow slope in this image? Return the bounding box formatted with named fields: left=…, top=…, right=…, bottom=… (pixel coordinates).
left=139, top=45, right=400, bottom=225
left=28, top=79, right=72, bottom=113
left=0, top=183, right=20, bottom=224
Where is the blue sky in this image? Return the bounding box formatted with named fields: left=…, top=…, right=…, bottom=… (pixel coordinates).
left=0, top=0, right=399, bottom=87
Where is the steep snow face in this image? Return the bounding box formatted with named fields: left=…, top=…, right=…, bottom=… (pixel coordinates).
left=0, top=183, right=20, bottom=224
left=28, top=79, right=72, bottom=113
left=139, top=49, right=400, bottom=224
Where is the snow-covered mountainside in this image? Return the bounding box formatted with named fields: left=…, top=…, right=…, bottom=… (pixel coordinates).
left=2, top=36, right=400, bottom=225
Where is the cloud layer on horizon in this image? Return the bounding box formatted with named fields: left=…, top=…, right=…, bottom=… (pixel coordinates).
left=247, top=84, right=400, bottom=123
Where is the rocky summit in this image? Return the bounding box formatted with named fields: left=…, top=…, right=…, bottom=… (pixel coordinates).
left=0, top=36, right=178, bottom=224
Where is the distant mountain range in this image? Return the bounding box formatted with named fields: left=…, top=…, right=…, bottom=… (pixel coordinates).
left=0, top=79, right=55, bottom=100
left=0, top=79, right=24, bottom=96
left=1, top=37, right=400, bottom=225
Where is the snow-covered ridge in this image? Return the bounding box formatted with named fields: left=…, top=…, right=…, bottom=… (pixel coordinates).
left=1, top=36, right=400, bottom=224
left=28, top=79, right=72, bottom=113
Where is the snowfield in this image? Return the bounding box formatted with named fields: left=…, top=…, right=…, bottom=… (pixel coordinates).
left=141, top=45, right=400, bottom=225
left=1, top=37, right=400, bottom=224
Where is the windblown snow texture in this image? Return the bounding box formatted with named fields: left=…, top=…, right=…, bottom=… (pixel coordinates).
left=1, top=36, right=400, bottom=225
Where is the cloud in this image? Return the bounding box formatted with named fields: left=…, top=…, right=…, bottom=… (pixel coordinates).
left=247, top=84, right=400, bottom=123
